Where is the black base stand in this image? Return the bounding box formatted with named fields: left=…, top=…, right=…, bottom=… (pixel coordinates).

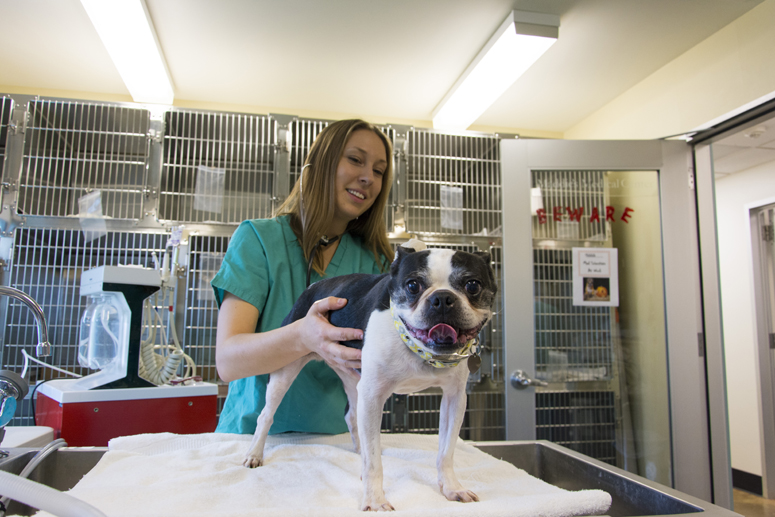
left=95, top=283, right=160, bottom=390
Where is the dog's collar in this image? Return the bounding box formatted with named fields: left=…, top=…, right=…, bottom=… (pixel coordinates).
left=389, top=300, right=478, bottom=369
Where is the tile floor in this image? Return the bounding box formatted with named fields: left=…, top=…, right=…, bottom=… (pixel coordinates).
left=733, top=489, right=775, bottom=517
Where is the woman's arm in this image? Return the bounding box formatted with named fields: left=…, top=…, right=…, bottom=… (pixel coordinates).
left=215, top=292, right=364, bottom=382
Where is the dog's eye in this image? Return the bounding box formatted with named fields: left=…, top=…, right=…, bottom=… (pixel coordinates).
left=406, top=280, right=421, bottom=295
left=465, top=280, right=481, bottom=296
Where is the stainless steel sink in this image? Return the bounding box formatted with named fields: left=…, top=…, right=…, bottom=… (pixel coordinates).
left=471, top=441, right=741, bottom=517
left=0, top=447, right=105, bottom=516
left=0, top=440, right=741, bottom=517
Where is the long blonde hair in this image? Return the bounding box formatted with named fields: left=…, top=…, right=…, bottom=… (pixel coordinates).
left=275, top=119, right=393, bottom=276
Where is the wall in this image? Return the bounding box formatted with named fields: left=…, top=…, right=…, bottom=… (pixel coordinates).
left=715, top=157, right=775, bottom=476
left=565, top=0, right=775, bottom=140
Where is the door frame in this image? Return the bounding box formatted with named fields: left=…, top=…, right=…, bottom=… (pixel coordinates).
left=746, top=199, right=775, bottom=499
left=500, top=139, right=728, bottom=506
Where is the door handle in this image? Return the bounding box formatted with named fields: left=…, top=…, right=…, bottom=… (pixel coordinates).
left=510, top=370, right=548, bottom=389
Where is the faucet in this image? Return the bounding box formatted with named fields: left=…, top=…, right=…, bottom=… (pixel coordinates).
left=0, top=286, right=52, bottom=446
left=0, top=286, right=51, bottom=358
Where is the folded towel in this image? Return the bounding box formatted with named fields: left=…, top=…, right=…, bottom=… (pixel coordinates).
left=32, top=432, right=611, bottom=517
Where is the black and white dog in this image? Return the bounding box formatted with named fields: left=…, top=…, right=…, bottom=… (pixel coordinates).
left=243, top=244, right=497, bottom=511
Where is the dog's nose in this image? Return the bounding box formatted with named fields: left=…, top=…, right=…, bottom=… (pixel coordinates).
left=429, top=290, right=456, bottom=313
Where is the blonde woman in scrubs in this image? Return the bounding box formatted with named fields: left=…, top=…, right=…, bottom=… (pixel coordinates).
left=212, top=119, right=394, bottom=435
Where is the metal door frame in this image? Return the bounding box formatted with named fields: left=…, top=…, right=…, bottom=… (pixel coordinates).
left=691, top=99, right=775, bottom=502
left=747, top=199, right=775, bottom=499
left=500, top=139, right=726, bottom=505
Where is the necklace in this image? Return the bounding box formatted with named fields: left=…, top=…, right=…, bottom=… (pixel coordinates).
left=389, top=300, right=479, bottom=370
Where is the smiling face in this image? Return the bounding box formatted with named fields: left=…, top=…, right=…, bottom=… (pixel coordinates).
left=330, top=129, right=388, bottom=235
left=388, top=248, right=497, bottom=354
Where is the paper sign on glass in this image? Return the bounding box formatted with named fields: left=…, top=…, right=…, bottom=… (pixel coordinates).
left=572, top=248, right=619, bottom=307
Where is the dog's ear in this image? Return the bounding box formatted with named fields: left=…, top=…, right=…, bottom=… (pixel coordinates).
left=474, top=252, right=492, bottom=266
left=474, top=252, right=497, bottom=289
left=391, top=245, right=417, bottom=277
left=393, top=244, right=415, bottom=264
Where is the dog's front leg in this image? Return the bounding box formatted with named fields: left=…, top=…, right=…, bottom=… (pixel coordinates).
left=437, top=368, right=478, bottom=503
left=357, top=379, right=394, bottom=511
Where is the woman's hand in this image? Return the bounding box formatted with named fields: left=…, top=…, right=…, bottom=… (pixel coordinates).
left=296, top=297, right=363, bottom=371
left=215, top=293, right=362, bottom=382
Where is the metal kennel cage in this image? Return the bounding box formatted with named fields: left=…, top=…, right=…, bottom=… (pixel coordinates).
left=159, top=110, right=276, bottom=224
left=18, top=99, right=150, bottom=220
left=530, top=169, right=629, bottom=467
left=404, top=129, right=501, bottom=237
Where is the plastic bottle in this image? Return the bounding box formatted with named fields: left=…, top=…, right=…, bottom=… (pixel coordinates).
left=78, top=295, right=121, bottom=370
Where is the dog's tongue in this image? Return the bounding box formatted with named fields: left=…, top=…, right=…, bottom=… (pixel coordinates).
left=429, top=323, right=457, bottom=344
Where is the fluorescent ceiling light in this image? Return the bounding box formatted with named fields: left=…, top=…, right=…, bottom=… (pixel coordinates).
left=432, top=10, right=559, bottom=131
left=80, top=0, right=174, bottom=105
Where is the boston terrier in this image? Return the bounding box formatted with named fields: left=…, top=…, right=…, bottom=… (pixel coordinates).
left=243, top=244, right=497, bottom=511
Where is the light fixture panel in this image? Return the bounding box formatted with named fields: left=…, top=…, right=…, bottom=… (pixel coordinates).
left=432, top=10, right=559, bottom=131
left=80, top=0, right=175, bottom=105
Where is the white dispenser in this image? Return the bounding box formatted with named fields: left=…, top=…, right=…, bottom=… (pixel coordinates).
left=71, top=266, right=160, bottom=391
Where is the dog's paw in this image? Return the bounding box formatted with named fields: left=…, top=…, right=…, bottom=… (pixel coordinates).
left=442, top=488, right=479, bottom=503
left=361, top=501, right=395, bottom=512
left=243, top=455, right=263, bottom=468
left=361, top=494, right=394, bottom=512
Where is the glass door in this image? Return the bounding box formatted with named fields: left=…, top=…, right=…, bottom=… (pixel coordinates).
left=752, top=204, right=775, bottom=499
left=531, top=169, right=669, bottom=481
left=501, top=140, right=723, bottom=504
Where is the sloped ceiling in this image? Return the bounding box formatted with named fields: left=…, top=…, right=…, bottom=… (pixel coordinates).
left=0, top=0, right=764, bottom=136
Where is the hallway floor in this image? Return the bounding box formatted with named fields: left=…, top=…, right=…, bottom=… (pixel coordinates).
left=734, top=489, right=775, bottom=517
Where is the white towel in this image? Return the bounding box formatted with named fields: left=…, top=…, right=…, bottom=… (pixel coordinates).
left=32, top=433, right=611, bottom=517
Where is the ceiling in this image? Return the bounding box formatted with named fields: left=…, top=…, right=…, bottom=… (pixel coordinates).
left=710, top=117, right=775, bottom=178
left=0, top=0, right=766, bottom=137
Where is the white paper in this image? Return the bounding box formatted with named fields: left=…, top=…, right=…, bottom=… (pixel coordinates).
left=194, top=165, right=225, bottom=213
left=440, top=185, right=463, bottom=230
left=572, top=248, right=619, bottom=307
left=78, top=190, right=107, bottom=243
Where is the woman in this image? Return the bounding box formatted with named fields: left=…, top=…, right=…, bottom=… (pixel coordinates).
left=212, top=119, right=394, bottom=435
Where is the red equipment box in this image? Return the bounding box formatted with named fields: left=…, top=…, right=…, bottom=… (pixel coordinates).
left=36, top=379, right=218, bottom=446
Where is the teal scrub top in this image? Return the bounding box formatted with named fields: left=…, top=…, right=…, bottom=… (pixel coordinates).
left=211, top=215, right=386, bottom=435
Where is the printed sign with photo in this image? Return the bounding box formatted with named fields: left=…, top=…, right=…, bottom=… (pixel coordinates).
left=573, top=248, right=619, bottom=307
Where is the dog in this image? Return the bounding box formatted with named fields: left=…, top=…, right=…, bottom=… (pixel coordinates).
left=243, top=244, right=497, bottom=511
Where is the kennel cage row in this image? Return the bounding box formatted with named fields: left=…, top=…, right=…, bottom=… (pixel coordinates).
left=0, top=227, right=506, bottom=437
left=0, top=98, right=508, bottom=435
left=4, top=97, right=502, bottom=240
